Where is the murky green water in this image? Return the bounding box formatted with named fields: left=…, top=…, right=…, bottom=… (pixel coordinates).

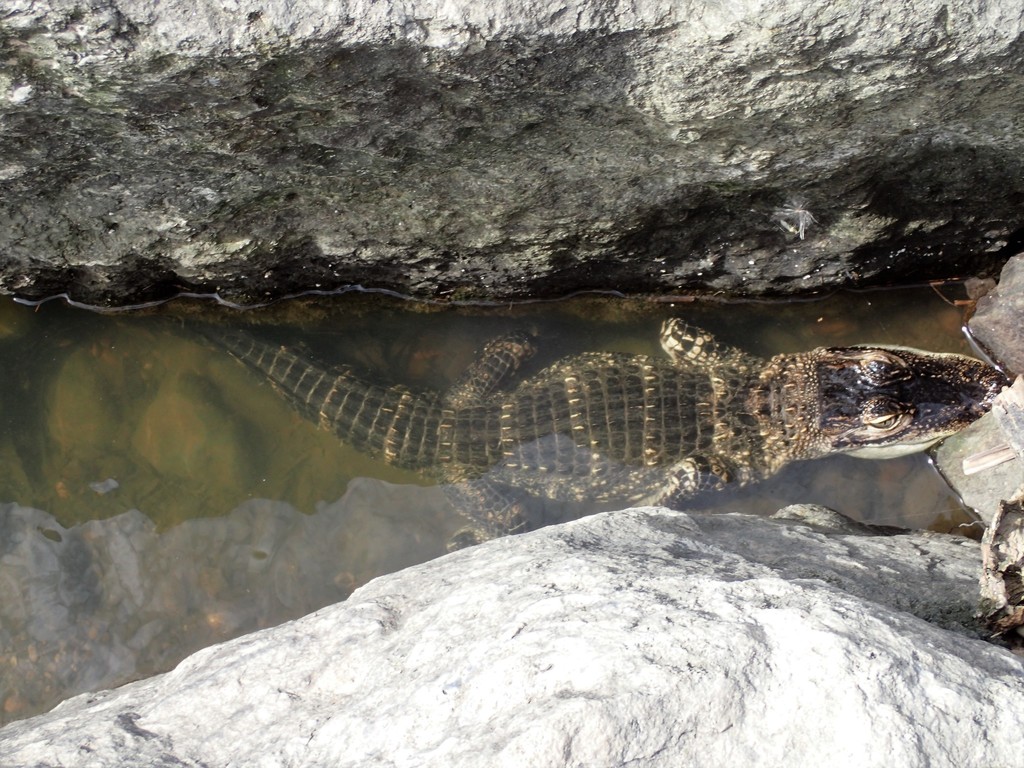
left=0, top=287, right=983, bottom=723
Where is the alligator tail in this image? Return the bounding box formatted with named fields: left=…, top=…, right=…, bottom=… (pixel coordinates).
left=200, top=327, right=444, bottom=469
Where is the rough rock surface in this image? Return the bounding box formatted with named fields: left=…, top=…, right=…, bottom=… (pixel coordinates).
left=2, top=1, right=1023, bottom=306
left=934, top=414, right=1021, bottom=525
left=2, top=506, right=1022, bottom=767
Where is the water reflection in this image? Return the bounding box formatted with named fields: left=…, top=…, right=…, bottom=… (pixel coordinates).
left=0, top=287, right=981, bottom=723
left=0, top=480, right=453, bottom=721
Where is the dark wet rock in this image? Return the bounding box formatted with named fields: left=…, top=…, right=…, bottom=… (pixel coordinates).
left=972, top=253, right=1024, bottom=376
left=2, top=506, right=1021, bottom=766
left=970, top=380, right=1024, bottom=645
left=934, top=253, right=1024, bottom=523
left=981, top=495, right=1024, bottom=646
left=1, top=2, right=1022, bottom=306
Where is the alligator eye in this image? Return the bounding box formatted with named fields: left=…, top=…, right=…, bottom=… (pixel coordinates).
left=863, top=413, right=904, bottom=431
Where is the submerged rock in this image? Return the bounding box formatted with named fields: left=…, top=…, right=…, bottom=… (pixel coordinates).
left=1, top=1, right=1022, bottom=305
left=0, top=482, right=456, bottom=724
left=2, top=506, right=1021, bottom=766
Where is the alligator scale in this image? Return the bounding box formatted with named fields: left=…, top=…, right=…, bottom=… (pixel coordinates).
left=205, top=320, right=1007, bottom=546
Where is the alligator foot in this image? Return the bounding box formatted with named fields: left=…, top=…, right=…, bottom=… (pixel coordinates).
left=446, top=525, right=493, bottom=552
left=444, top=332, right=537, bottom=408
left=653, top=454, right=741, bottom=508
left=659, top=319, right=757, bottom=370
left=442, top=477, right=531, bottom=549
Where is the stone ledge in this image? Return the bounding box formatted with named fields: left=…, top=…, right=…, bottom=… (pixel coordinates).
left=2, top=1, right=1022, bottom=305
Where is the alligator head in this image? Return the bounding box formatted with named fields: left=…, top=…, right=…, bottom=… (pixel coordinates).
left=757, top=345, right=1009, bottom=463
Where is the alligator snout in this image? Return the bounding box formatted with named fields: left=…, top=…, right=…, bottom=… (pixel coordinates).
left=968, top=361, right=1011, bottom=413
left=912, top=354, right=1009, bottom=425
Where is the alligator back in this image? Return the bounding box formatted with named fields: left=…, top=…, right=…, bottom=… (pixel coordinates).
left=203, top=328, right=764, bottom=482
left=496, top=352, right=758, bottom=473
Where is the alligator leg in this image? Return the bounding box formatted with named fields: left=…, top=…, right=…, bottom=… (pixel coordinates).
left=439, top=332, right=539, bottom=547
left=652, top=454, right=749, bottom=508
left=444, top=332, right=536, bottom=408
left=659, top=319, right=759, bottom=370
left=446, top=449, right=751, bottom=547
left=442, top=477, right=532, bottom=550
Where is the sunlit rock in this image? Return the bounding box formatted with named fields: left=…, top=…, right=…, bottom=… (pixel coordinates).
left=971, top=253, right=1024, bottom=377
left=2, top=506, right=1021, bottom=766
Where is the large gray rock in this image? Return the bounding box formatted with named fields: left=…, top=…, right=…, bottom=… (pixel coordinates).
left=2, top=506, right=1021, bottom=766
left=1, top=1, right=1021, bottom=305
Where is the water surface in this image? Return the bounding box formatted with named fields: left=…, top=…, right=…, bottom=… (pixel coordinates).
left=0, top=287, right=981, bottom=723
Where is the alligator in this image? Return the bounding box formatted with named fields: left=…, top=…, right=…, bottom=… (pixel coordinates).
left=203, top=320, right=1008, bottom=547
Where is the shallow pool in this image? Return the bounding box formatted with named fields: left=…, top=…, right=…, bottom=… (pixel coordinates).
left=0, top=285, right=985, bottom=722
